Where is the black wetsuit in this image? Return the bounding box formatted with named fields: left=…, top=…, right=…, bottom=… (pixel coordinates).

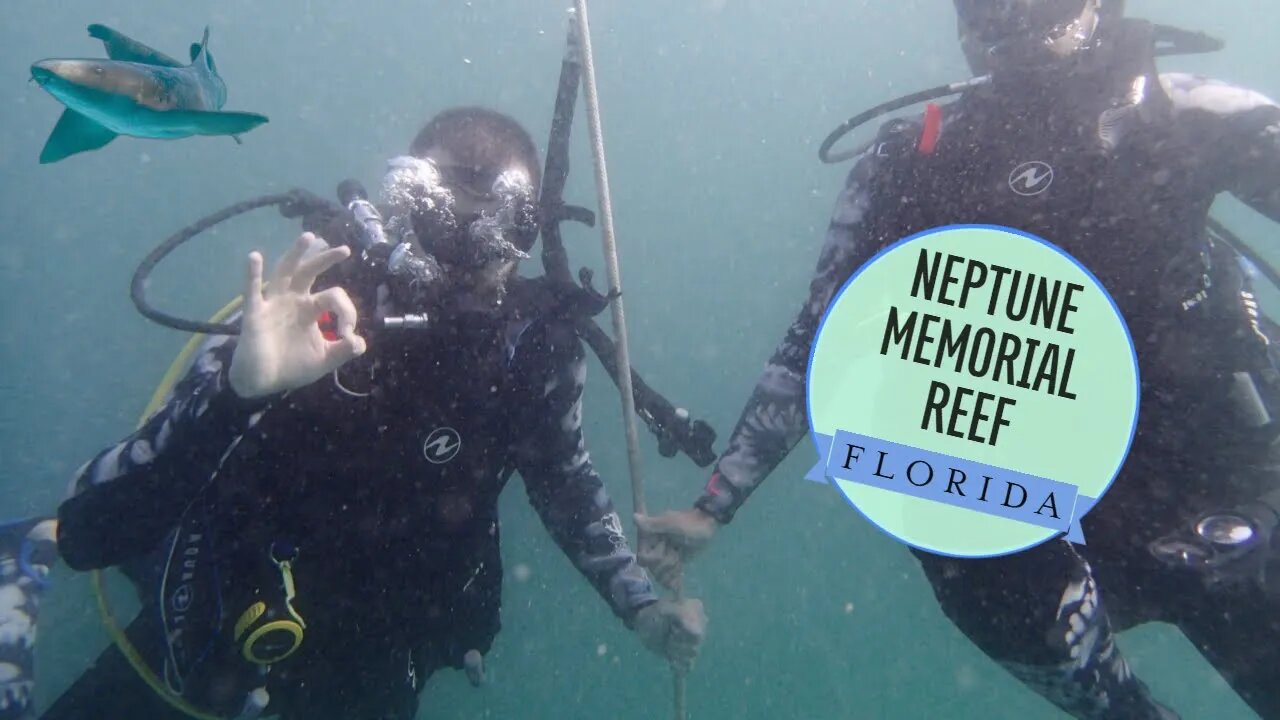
left=46, top=275, right=658, bottom=720
left=693, top=29, right=1280, bottom=720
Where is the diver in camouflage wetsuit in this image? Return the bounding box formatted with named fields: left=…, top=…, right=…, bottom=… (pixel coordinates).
left=638, top=2, right=1280, bottom=718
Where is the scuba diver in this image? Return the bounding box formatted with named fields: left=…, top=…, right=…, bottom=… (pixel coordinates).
left=636, top=1, right=1280, bottom=718
left=3, top=106, right=705, bottom=720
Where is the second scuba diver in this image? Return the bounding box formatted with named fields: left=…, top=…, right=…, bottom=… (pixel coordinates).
left=637, top=2, right=1280, bottom=718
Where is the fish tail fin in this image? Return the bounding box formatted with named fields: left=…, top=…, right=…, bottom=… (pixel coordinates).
left=190, top=26, right=218, bottom=76
left=192, top=26, right=210, bottom=62
left=87, top=23, right=110, bottom=40
left=39, top=109, right=118, bottom=164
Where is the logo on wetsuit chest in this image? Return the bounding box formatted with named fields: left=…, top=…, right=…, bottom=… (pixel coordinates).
left=1008, top=161, right=1055, bottom=196
left=171, top=583, right=193, bottom=612
left=423, top=426, right=463, bottom=464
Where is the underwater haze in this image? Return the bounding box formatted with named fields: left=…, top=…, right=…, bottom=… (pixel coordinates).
left=3, top=1, right=1279, bottom=718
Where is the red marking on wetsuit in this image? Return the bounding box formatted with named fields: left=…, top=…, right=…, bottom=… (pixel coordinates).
left=318, top=311, right=338, bottom=341
left=705, top=472, right=724, bottom=497
left=918, top=102, right=942, bottom=155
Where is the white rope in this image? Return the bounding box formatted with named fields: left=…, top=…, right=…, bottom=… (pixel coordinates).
left=569, top=3, right=687, bottom=718
left=569, top=1, right=646, bottom=516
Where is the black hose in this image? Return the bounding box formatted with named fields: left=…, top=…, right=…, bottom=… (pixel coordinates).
left=130, top=190, right=337, bottom=335
left=534, top=22, right=718, bottom=467
left=818, top=22, right=1223, bottom=165
left=819, top=82, right=971, bottom=164
left=539, top=26, right=588, bottom=287
left=575, top=317, right=718, bottom=467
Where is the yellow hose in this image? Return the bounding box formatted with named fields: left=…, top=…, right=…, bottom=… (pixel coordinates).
left=139, top=296, right=246, bottom=422
left=90, top=295, right=245, bottom=720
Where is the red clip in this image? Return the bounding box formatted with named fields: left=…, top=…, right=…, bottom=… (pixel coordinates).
left=705, top=472, right=724, bottom=497
left=918, top=102, right=942, bottom=155
left=317, top=311, right=338, bottom=341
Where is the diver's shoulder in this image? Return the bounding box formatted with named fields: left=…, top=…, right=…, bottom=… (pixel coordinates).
left=503, top=275, right=584, bottom=348
left=1158, top=72, right=1279, bottom=117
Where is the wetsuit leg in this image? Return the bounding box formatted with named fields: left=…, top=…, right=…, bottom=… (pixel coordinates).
left=39, top=614, right=188, bottom=720
left=913, top=539, right=1178, bottom=720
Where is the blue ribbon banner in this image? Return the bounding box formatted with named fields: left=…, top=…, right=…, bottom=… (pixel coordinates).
left=807, top=431, right=1096, bottom=544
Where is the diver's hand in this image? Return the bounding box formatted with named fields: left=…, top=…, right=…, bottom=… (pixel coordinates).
left=633, top=597, right=707, bottom=673
left=635, top=508, right=719, bottom=590
left=229, top=233, right=366, bottom=399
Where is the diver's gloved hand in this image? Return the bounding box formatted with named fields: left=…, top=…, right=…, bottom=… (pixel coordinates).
left=632, top=597, right=707, bottom=673
left=229, top=233, right=366, bottom=399
left=634, top=509, right=719, bottom=591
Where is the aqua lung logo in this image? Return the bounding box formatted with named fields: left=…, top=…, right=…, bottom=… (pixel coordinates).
left=1008, top=161, right=1055, bottom=196
left=423, top=427, right=462, bottom=464
left=171, top=583, right=192, bottom=612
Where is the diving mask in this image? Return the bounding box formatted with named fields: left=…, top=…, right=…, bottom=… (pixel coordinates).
left=380, top=155, right=537, bottom=272
left=955, top=0, right=1102, bottom=75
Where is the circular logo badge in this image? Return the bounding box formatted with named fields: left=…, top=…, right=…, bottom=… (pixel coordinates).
left=422, top=426, right=462, bottom=464
left=1008, top=161, right=1054, bottom=196
left=171, top=583, right=193, bottom=613
left=806, top=225, right=1138, bottom=558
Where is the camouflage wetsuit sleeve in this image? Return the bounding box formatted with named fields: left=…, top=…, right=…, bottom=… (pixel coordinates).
left=516, top=322, right=660, bottom=626
left=694, top=146, right=888, bottom=524
left=1158, top=73, right=1280, bottom=222
left=56, top=333, right=272, bottom=571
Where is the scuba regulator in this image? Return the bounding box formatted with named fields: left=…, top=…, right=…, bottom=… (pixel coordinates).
left=130, top=179, right=446, bottom=337
left=334, top=178, right=442, bottom=331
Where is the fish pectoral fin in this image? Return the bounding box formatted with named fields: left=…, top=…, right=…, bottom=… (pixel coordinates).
left=162, top=109, right=269, bottom=137
left=87, top=24, right=184, bottom=67
left=39, top=109, right=118, bottom=164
